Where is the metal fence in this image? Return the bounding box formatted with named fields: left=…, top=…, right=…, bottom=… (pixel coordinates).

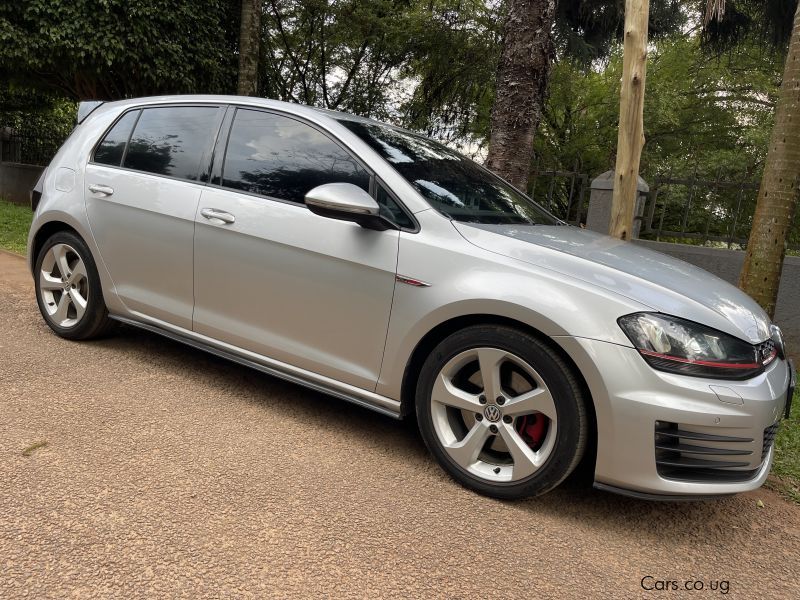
left=639, top=173, right=800, bottom=250
left=528, top=163, right=590, bottom=225
left=0, top=129, right=66, bottom=166
left=526, top=165, right=799, bottom=250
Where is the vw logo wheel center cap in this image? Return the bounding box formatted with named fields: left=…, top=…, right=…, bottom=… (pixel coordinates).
left=484, top=404, right=501, bottom=422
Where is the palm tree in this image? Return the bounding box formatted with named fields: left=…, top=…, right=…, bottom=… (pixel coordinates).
left=486, top=0, right=557, bottom=191
left=705, top=0, right=800, bottom=317
left=237, top=0, right=262, bottom=96
left=704, top=0, right=726, bottom=24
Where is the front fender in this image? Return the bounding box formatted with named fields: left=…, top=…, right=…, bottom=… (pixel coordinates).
left=376, top=217, right=647, bottom=400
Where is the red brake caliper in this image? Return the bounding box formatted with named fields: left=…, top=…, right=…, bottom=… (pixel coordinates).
left=517, top=414, right=547, bottom=448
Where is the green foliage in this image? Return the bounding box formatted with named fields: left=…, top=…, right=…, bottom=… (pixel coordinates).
left=536, top=34, right=780, bottom=174
left=0, top=83, right=76, bottom=164
left=0, top=84, right=76, bottom=138
left=537, top=36, right=779, bottom=177
left=398, top=0, right=502, bottom=146
left=0, top=0, right=238, bottom=99
left=260, top=0, right=425, bottom=120
left=532, top=32, right=791, bottom=237
left=397, top=1, right=689, bottom=150
left=703, top=0, right=799, bottom=53
left=0, top=1, right=790, bottom=222
left=555, top=0, right=687, bottom=63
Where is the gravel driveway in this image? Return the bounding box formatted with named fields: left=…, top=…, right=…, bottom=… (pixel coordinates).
left=1, top=251, right=799, bottom=599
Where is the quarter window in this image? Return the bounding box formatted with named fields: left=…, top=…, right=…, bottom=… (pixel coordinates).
left=221, top=109, right=370, bottom=203
left=93, top=110, right=139, bottom=166
left=123, top=106, right=221, bottom=180
left=377, top=184, right=414, bottom=229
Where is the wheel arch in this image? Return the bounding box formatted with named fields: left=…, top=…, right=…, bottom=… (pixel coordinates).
left=29, top=220, right=83, bottom=274
left=400, top=314, right=598, bottom=466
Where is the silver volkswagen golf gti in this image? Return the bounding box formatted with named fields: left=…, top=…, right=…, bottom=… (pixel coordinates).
left=28, top=95, right=794, bottom=500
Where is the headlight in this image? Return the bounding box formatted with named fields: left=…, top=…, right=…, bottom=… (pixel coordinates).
left=618, top=313, right=775, bottom=380
left=770, top=324, right=786, bottom=360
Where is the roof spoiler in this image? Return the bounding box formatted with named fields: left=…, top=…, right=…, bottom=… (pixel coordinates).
left=77, top=100, right=105, bottom=124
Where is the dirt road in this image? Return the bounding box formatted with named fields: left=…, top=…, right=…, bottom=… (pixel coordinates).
left=1, top=251, right=798, bottom=598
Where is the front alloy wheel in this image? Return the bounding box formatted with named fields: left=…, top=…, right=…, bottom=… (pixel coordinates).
left=416, top=325, right=588, bottom=499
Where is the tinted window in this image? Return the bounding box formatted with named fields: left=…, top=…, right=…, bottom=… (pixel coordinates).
left=124, top=106, right=220, bottom=180
left=339, top=120, right=558, bottom=226
left=222, top=109, right=369, bottom=203
left=377, top=184, right=414, bottom=229
left=94, top=110, right=139, bottom=166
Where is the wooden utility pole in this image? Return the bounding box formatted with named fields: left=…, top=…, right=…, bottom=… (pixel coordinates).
left=609, top=0, right=650, bottom=240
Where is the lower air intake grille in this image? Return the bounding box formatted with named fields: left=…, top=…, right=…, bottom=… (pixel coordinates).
left=762, top=422, right=780, bottom=461
left=655, top=421, right=759, bottom=483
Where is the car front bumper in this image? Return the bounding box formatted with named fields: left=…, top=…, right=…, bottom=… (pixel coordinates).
left=555, top=336, right=792, bottom=498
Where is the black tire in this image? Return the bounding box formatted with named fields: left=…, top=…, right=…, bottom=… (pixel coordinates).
left=34, top=231, right=115, bottom=340
left=415, top=325, right=588, bottom=500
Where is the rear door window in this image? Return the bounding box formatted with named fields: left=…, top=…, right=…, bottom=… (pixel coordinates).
left=93, top=110, right=139, bottom=166
left=123, top=106, right=221, bottom=181
left=221, top=109, right=370, bottom=203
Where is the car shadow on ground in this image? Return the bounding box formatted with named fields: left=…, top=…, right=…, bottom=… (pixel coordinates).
left=89, top=323, right=785, bottom=549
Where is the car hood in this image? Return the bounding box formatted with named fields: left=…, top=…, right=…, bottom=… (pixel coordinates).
left=454, top=223, right=771, bottom=344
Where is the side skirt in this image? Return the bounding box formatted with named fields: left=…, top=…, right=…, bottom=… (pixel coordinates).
left=592, top=482, right=731, bottom=502
left=110, top=315, right=403, bottom=420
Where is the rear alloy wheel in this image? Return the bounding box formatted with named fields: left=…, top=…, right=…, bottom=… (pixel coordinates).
left=34, top=231, right=114, bottom=340
left=416, top=325, right=587, bottom=499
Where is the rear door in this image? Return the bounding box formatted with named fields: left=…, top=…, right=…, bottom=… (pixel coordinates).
left=85, top=105, right=224, bottom=329
left=192, top=108, right=400, bottom=390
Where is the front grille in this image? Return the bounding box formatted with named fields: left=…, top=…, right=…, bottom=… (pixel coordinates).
left=655, top=421, right=759, bottom=483
left=762, top=422, right=780, bottom=460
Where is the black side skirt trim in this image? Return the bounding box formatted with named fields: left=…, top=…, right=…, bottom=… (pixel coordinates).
left=593, top=482, right=733, bottom=502
left=109, top=315, right=402, bottom=420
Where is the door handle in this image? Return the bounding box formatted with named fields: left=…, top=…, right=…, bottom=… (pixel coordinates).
left=200, top=208, right=236, bottom=224
left=88, top=184, right=114, bottom=196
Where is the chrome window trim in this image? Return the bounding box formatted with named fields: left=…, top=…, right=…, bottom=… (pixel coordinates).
left=87, top=162, right=212, bottom=191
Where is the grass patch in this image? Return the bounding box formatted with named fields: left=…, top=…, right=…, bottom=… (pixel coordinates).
left=770, top=386, right=800, bottom=503
left=21, top=440, right=48, bottom=457
left=0, top=198, right=33, bottom=255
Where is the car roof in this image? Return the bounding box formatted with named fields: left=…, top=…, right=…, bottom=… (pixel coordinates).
left=101, top=95, right=340, bottom=123
left=97, top=95, right=417, bottom=135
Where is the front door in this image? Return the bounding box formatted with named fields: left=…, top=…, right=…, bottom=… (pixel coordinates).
left=192, top=108, right=399, bottom=391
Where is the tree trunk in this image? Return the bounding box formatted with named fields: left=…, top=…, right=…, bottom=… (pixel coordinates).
left=738, top=2, right=800, bottom=318
left=609, top=0, right=650, bottom=240
left=485, top=0, right=557, bottom=192
left=237, top=0, right=261, bottom=96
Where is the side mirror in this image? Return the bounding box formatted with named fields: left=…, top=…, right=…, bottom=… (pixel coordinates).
left=305, top=183, right=397, bottom=231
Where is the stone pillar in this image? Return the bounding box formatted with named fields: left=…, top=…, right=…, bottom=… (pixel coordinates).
left=585, top=170, right=650, bottom=237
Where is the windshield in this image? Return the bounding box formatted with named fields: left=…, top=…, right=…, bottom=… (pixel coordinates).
left=338, top=119, right=559, bottom=225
